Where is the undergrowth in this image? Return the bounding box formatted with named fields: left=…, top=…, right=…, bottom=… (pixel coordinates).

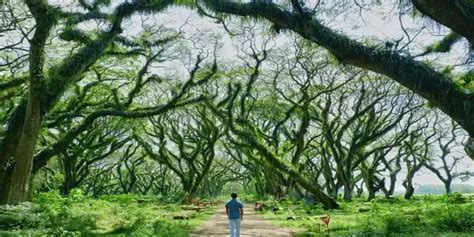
left=0, top=189, right=214, bottom=236
left=257, top=193, right=474, bottom=236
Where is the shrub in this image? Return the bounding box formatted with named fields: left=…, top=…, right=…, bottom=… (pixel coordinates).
left=383, top=214, right=418, bottom=234
left=440, top=193, right=467, bottom=204
left=431, top=204, right=474, bottom=232
left=152, top=218, right=192, bottom=236
left=60, top=209, right=98, bottom=232
left=109, top=216, right=145, bottom=234
left=101, top=194, right=139, bottom=204
left=0, top=202, right=44, bottom=230
left=34, top=191, right=97, bottom=233
left=377, top=210, right=428, bottom=235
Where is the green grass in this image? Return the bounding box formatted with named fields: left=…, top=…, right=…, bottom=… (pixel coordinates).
left=256, top=194, right=474, bottom=236
left=0, top=190, right=216, bottom=236
left=4, top=191, right=474, bottom=236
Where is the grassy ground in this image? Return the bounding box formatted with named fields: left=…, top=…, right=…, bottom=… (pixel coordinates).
left=0, top=190, right=215, bottom=236
left=3, top=192, right=474, bottom=236
left=257, top=194, right=474, bottom=236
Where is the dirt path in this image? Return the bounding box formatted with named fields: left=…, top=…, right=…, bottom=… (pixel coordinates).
left=190, top=204, right=296, bottom=237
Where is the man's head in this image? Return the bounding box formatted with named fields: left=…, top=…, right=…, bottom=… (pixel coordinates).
left=231, top=192, right=237, bottom=199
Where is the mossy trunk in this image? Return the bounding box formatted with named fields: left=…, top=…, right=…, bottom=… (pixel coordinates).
left=4, top=83, right=42, bottom=204
left=341, top=172, right=353, bottom=201
left=403, top=177, right=415, bottom=200
left=343, top=183, right=353, bottom=201
left=1, top=1, right=53, bottom=204
left=0, top=104, right=26, bottom=202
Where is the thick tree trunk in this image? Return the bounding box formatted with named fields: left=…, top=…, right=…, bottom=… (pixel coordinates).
left=404, top=186, right=414, bottom=200
left=4, top=83, right=42, bottom=204
left=367, top=189, right=376, bottom=201
left=365, top=177, right=376, bottom=201
left=445, top=178, right=452, bottom=194
left=387, top=174, right=397, bottom=197
left=61, top=180, right=76, bottom=196
left=0, top=103, right=26, bottom=169
left=1, top=0, right=53, bottom=203
left=343, top=182, right=353, bottom=201
left=0, top=104, right=27, bottom=202
left=403, top=178, right=415, bottom=200
left=341, top=171, right=353, bottom=201
left=61, top=154, right=74, bottom=195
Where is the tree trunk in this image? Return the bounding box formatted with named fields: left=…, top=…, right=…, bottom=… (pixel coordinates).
left=0, top=1, right=54, bottom=204
left=343, top=182, right=353, bottom=201
left=60, top=154, right=75, bottom=195
left=355, top=182, right=364, bottom=198
left=365, top=174, right=376, bottom=201
left=0, top=103, right=26, bottom=170
left=367, top=189, right=376, bottom=201
left=4, top=83, right=42, bottom=204
left=61, top=179, right=76, bottom=196
left=403, top=178, right=415, bottom=200
left=387, top=174, right=397, bottom=197
left=341, top=172, right=353, bottom=201
left=445, top=178, right=452, bottom=194
left=0, top=104, right=26, bottom=203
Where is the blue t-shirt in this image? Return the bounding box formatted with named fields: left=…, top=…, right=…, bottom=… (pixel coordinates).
left=225, top=199, right=243, bottom=219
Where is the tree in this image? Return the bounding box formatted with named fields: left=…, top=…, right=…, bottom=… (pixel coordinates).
left=0, top=0, right=218, bottom=204
left=201, top=36, right=341, bottom=208
left=200, top=0, right=474, bottom=156
left=402, top=122, right=437, bottom=200
left=424, top=113, right=467, bottom=193
left=115, top=144, right=146, bottom=194
left=59, top=122, right=129, bottom=195
left=138, top=105, right=222, bottom=203
left=316, top=79, right=423, bottom=201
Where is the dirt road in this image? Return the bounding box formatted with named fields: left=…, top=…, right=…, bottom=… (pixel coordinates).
left=189, top=204, right=295, bottom=237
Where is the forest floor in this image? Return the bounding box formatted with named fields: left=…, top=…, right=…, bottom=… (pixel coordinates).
left=190, top=204, right=296, bottom=237
left=2, top=193, right=474, bottom=236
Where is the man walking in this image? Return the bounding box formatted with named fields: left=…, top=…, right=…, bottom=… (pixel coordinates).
left=225, top=192, right=243, bottom=237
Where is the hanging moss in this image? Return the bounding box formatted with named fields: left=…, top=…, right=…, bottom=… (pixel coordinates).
left=425, top=32, right=461, bottom=54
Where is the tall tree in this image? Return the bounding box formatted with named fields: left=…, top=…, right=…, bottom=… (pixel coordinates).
left=0, top=0, right=212, bottom=204
left=200, top=0, right=474, bottom=156
left=138, top=105, right=222, bottom=203
left=424, top=113, right=467, bottom=193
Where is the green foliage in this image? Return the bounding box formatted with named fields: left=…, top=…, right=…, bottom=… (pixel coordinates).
left=108, top=215, right=145, bottom=234
left=0, top=202, right=44, bottom=230
left=440, top=192, right=468, bottom=204
left=381, top=212, right=426, bottom=234
left=173, top=0, right=195, bottom=7
left=259, top=195, right=474, bottom=236
left=0, top=191, right=212, bottom=235
left=426, top=32, right=461, bottom=54
left=430, top=204, right=474, bottom=232
left=34, top=191, right=98, bottom=234
left=152, top=218, right=194, bottom=236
